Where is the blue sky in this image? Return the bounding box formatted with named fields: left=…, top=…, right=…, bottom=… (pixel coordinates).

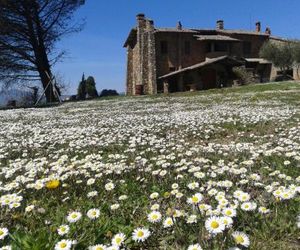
left=54, top=0, right=300, bottom=95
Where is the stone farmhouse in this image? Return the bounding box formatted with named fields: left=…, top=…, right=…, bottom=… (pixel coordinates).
left=124, top=14, right=299, bottom=95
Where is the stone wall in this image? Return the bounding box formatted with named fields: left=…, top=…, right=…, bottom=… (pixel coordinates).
left=155, top=32, right=206, bottom=78
left=146, top=21, right=157, bottom=94
left=125, top=14, right=157, bottom=95
left=126, top=46, right=133, bottom=95
left=294, top=65, right=300, bottom=80
left=226, top=34, right=268, bottom=58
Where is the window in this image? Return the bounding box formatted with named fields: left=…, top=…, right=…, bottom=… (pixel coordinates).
left=160, top=41, right=168, bottom=54
left=243, top=42, right=252, bottom=56
left=215, top=42, right=228, bottom=52
left=206, top=43, right=213, bottom=53
left=184, top=41, right=191, bottom=55
left=206, top=42, right=227, bottom=53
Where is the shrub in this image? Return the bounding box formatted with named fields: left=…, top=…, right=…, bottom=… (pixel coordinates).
left=99, top=89, right=119, bottom=97
left=232, top=67, right=257, bottom=85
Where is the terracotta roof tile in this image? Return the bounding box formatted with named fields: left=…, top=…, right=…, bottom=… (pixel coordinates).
left=159, top=56, right=244, bottom=79
left=195, top=35, right=241, bottom=42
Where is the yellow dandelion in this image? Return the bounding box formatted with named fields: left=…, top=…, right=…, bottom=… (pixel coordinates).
left=46, top=180, right=60, bottom=189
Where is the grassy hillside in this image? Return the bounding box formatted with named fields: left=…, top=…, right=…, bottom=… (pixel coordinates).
left=0, top=82, right=299, bottom=250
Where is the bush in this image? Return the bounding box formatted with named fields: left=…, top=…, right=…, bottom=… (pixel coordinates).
left=99, top=89, right=119, bottom=97
left=232, top=67, right=257, bottom=85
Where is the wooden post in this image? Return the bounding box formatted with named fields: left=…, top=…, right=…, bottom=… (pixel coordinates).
left=163, top=81, right=169, bottom=94
left=178, top=74, right=184, bottom=91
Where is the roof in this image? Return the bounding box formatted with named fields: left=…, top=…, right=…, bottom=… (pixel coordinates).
left=154, top=28, right=271, bottom=37
left=245, top=58, right=271, bottom=64
left=269, top=36, right=289, bottom=42
left=194, top=35, right=241, bottom=42
left=123, top=28, right=137, bottom=47
left=123, top=20, right=287, bottom=47
left=218, top=29, right=270, bottom=36
left=158, top=56, right=245, bottom=79
left=155, top=28, right=198, bottom=33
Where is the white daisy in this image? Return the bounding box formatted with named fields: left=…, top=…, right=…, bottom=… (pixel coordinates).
left=0, top=228, right=9, bottom=240
left=111, top=233, right=126, bottom=246
left=205, top=216, right=225, bottom=234
left=54, top=239, right=73, bottom=250
left=110, top=203, right=120, bottom=210
left=187, top=243, right=202, bottom=250
left=25, top=205, right=35, bottom=213
left=232, top=231, right=250, bottom=247
left=87, top=208, right=100, bottom=220
left=66, top=211, right=82, bottom=223
left=88, top=244, right=107, bottom=250
left=118, top=195, right=128, bottom=201
left=187, top=182, right=199, bottom=190
left=150, top=203, right=160, bottom=210
left=163, top=217, right=174, bottom=228
left=57, top=225, right=70, bottom=236
left=132, top=227, right=151, bottom=242
left=105, top=182, right=115, bottom=191
left=0, top=246, right=12, bottom=250
left=258, top=207, right=270, bottom=214
left=222, top=207, right=237, bottom=217
left=87, top=191, right=98, bottom=198
left=186, top=214, right=198, bottom=224
left=149, top=192, right=159, bottom=199
left=221, top=216, right=233, bottom=228
left=187, top=193, right=203, bottom=205
left=147, top=211, right=162, bottom=223
left=241, top=202, right=256, bottom=211
left=9, top=202, right=21, bottom=209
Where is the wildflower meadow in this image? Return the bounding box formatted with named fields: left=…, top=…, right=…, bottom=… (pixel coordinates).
left=0, top=83, right=299, bottom=250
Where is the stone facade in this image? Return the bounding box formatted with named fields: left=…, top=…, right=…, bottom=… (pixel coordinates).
left=124, top=14, right=296, bottom=95
left=125, top=14, right=157, bottom=95
left=294, top=65, right=300, bottom=80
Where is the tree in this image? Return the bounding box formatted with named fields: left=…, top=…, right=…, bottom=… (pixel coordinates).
left=85, top=76, right=98, bottom=98
left=0, top=0, right=85, bottom=102
left=99, top=89, right=119, bottom=97
left=293, top=41, right=300, bottom=64
left=260, top=41, right=294, bottom=76
left=294, top=41, right=300, bottom=79
left=77, top=73, right=86, bottom=100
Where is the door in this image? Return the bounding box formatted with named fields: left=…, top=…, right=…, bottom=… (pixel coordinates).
left=202, top=68, right=217, bottom=90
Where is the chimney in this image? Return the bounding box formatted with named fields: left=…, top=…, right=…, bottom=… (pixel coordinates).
left=177, top=21, right=182, bottom=30
left=216, top=20, right=224, bottom=30
left=136, top=13, right=146, bottom=28
left=255, top=22, right=261, bottom=32
left=136, top=13, right=145, bottom=21
left=146, top=19, right=154, bottom=31
left=265, top=27, right=271, bottom=35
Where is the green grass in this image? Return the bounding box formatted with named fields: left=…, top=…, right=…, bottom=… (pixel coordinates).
left=0, top=81, right=299, bottom=250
